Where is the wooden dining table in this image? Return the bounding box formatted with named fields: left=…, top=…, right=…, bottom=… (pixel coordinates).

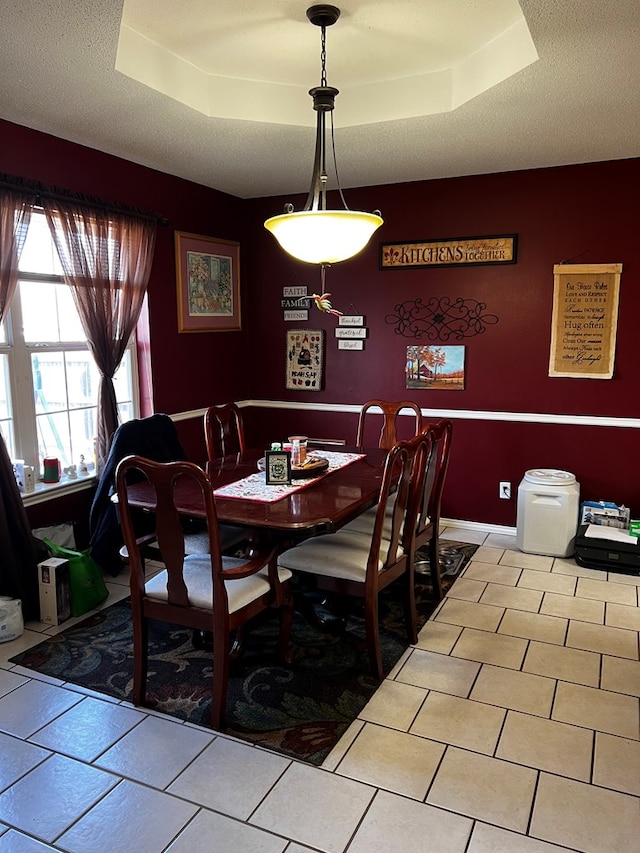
left=123, top=446, right=388, bottom=546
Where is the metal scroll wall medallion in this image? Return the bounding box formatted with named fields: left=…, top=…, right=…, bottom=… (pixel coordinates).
left=385, top=297, right=499, bottom=341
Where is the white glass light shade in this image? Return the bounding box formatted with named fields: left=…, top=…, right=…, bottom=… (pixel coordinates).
left=264, top=209, right=383, bottom=265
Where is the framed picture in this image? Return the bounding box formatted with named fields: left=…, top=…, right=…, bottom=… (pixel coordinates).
left=264, top=451, right=292, bottom=485
left=406, top=345, right=466, bottom=390
left=175, top=231, right=241, bottom=332
left=285, top=329, right=324, bottom=391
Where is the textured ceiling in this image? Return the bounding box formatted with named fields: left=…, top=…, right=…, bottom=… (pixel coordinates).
left=0, top=1, right=638, bottom=199
left=116, top=0, right=538, bottom=126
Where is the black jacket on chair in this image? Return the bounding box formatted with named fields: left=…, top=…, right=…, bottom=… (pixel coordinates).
left=89, top=414, right=187, bottom=575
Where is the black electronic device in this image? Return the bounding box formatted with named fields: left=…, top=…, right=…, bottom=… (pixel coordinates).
left=574, top=524, right=640, bottom=575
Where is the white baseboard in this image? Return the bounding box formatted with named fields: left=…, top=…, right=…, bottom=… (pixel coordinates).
left=441, top=517, right=517, bottom=537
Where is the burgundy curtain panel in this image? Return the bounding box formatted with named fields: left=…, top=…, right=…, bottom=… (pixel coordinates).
left=43, top=201, right=156, bottom=469
left=0, top=188, right=40, bottom=618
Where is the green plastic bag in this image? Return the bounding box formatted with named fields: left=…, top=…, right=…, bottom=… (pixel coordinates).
left=43, top=540, right=109, bottom=617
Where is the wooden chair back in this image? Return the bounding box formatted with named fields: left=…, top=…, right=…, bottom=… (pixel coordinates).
left=278, top=437, right=420, bottom=678
left=115, top=454, right=292, bottom=728
left=356, top=399, right=423, bottom=450
left=411, top=419, right=453, bottom=600
left=204, top=403, right=246, bottom=465
left=367, top=438, right=416, bottom=581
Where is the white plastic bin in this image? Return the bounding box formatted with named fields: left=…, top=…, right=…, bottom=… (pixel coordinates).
left=0, top=597, right=24, bottom=643
left=516, top=469, right=580, bottom=557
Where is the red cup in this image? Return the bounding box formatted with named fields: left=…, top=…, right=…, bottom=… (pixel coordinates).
left=43, top=457, right=61, bottom=483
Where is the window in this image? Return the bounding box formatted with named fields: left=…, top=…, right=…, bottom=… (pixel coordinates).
left=0, top=211, right=139, bottom=476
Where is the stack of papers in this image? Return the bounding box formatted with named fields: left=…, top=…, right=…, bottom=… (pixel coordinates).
left=584, top=524, right=638, bottom=545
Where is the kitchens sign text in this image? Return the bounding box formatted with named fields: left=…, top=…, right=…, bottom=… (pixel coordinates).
left=380, top=235, right=517, bottom=270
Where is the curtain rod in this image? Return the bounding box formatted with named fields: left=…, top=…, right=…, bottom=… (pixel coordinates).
left=0, top=172, right=169, bottom=227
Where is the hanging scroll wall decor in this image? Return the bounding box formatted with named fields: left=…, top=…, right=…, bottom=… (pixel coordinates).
left=380, top=234, right=517, bottom=270
left=548, top=263, right=622, bottom=379
left=285, top=329, right=324, bottom=390
left=386, top=297, right=498, bottom=341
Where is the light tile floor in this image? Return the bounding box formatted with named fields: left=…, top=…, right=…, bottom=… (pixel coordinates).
left=0, top=526, right=638, bottom=852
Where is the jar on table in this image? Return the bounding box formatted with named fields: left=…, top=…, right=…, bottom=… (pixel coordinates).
left=288, top=436, right=308, bottom=466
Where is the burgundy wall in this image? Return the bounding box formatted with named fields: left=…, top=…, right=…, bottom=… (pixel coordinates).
left=246, top=161, right=639, bottom=415
left=0, top=119, right=252, bottom=415
left=4, top=117, right=640, bottom=527
left=1, top=118, right=250, bottom=534
left=244, top=160, right=640, bottom=524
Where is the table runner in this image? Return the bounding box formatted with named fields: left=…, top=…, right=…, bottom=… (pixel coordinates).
left=213, top=450, right=365, bottom=503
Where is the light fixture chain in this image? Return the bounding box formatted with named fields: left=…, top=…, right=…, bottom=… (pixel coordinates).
left=320, top=25, right=327, bottom=86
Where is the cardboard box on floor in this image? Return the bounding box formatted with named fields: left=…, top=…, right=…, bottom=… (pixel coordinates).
left=38, top=557, right=72, bottom=625
left=579, top=501, right=630, bottom=529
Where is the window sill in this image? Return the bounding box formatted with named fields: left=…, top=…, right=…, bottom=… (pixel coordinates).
left=22, top=475, right=96, bottom=506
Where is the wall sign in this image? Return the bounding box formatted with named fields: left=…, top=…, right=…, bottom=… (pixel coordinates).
left=380, top=234, right=517, bottom=270
left=548, top=263, right=622, bottom=379
left=281, top=297, right=311, bottom=310
left=285, top=329, right=324, bottom=390
left=282, top=286, right=309, bottom=321
left=335, top=327, right=367, bottom=339
left=283, top=286, right=308, bottom=298
left=284, top=310, right=308, bottom=322
left=336, top=313, right=367, bottom=351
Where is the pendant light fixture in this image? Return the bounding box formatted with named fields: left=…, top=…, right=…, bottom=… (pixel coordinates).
left=264, top=5, right=383, bottom=265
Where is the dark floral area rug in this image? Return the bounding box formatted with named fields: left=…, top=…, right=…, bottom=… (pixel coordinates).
left=11, top=541, right=477, bottom=766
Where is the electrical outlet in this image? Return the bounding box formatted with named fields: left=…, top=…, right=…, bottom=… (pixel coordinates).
left=499, top=481, right=511, bottom=500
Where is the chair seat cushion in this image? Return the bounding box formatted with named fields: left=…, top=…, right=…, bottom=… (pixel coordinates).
left=277, top=529, right=403, bottom=583
left=342, top=503, right=431, bottom=541
left=144, top=556, right=292, bottom=614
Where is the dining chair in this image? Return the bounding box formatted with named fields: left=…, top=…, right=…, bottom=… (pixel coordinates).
left=356, top=399, right=423, bottom=450
left=412, top=419, right=454, bottom=601
left=204, top=403, right=246, bottom=466
left=344, top=419, right=453, bottom=601
left=202, top=403, right=249, bottom=560
left=115, top=454, right=294, bottom=729
left=277, top=437, right=426, bottom=679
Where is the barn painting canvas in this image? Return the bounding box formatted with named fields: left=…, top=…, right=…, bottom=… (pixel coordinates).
left=406, top=346, right=465, bottom=390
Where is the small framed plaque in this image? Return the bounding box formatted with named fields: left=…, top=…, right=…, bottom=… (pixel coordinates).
left=283, top=286, right=308, bottom=298
left=284, top=309, right=309, bottom=322
left=335, top=327, right=368, bottom=339
left=265, top=451, right=292, bottom=484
